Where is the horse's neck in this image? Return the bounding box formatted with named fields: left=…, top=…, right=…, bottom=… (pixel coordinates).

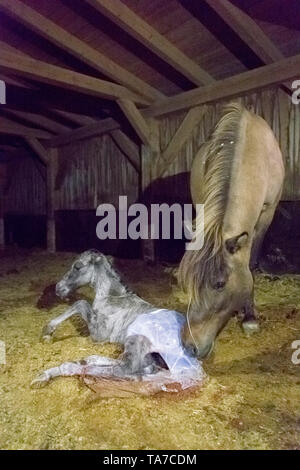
left=92, top=266, right=127, bottom=300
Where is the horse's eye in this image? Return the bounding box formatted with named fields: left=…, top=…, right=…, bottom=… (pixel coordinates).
left=214, top=281, right=225, bottom=290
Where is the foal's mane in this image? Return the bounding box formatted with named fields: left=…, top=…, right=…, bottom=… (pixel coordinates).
left=178, top=102, right=245, bottom=305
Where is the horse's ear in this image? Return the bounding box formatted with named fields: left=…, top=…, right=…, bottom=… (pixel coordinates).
left=225, top=232, right=248, bottom=254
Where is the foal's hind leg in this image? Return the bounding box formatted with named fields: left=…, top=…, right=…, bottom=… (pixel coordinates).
left=42, top=300, right=100, bottom=341
left=31, top=355, right=118, bottom=388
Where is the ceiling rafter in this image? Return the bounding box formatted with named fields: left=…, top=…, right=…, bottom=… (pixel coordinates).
left=0, top=50, right=150, bottom=105
left=4, top=109, right=71, bottom=135
left=85, top=0, right=215, bottom=86
left=0, top=0, right=164, bottom=102
left=48, top=117, right=119, bottom=147
left=143, top=53, right=300, bottom=117
left=0, top=116, right=53, bottom=139
left=205, top=0, right=284, bottom=65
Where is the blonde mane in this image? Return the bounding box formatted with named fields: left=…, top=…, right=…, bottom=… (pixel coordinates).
left=178, top=102, right=245, bottom=305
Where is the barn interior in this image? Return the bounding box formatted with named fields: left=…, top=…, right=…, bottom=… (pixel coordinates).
left=0, top=0, right=300, bottom=450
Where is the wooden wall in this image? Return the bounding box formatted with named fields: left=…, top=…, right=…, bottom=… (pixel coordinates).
left=155, top=88, right=300, bottom=201
left=4, top=87, right=300, bottom=219
left=5, top=154, right=46, bottom=215
left=5, top=134, right=139, bottom=215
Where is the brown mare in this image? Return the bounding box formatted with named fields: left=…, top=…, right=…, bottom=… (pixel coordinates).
left=179, top=102, right=284, bottom=358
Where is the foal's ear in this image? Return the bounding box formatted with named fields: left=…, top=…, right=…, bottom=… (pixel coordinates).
left=225, top=232, right=248, bottom=254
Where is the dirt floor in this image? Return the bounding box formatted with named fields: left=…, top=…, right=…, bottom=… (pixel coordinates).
left=0, top=249, right=300, bottom=450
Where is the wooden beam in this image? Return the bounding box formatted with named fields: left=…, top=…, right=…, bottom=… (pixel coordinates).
left=0, top=144, right=19, bottom=152
left=52, top=109, right=95, bottom=127
left=0, top=117, right=53, bottom=139
left=5, top=109, right=71, bottom=134
left=143, top=53, right=300, bottom=117
left=0, top=50, right=150, bottom=106
left=157, top=106, right=207, bottom=177
left=0, top=183, right=4, bottom=249
left=110, top=129, right=140, bottom=172
left=47, top=148, right=57, bottom=253
left=25, top=137, right=49, bottom=165
left=118, top=99, right=158, bottom=151
left=0, top=73, right=32, bottom=89
left=205, top=0, right=284, bottom=65
left=48, top=118, right=119, bottom=147
left=86, top=0, right=215, bottom=86
left=0, top=0, right=163, bottom=102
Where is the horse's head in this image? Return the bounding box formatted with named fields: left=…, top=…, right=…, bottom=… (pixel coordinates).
left=180, top=231, right=253, bottom=358
left=56, top=250, right=107, bottom=299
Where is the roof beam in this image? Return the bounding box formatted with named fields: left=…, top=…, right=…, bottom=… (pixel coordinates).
left=52, top=109, right=95, bottom=127
left=25, top=137, right=49, bottom=165
left=110, top=129, right=140, bottom=172
left=48, top=118, right=119, bottom=147
left=0, top=0, right=163, bottom=102
left=0, top=70, right=104, bottom=126
left=85, top=0, right=215, bottom=86
left=205, top=0, right=284, bottom=65
left=143, top=53, right=300, bottom=117
left=157, top=105, right=207, bottom=177
left=0, top=50, right=150, bottom=105
left=4, top=109, right=71, bottom=134
left=0, top=117, right=53, bottom=139
left=118, top=99, right=158, bottom=151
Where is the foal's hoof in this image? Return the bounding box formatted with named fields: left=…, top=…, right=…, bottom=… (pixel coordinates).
left=242, top=320, right=260, bottom=335
left=41, top=324, right=54, bottom=342
left=41, top=334, right=53, bottom=344
left=30, top=373, right=49, bottom=389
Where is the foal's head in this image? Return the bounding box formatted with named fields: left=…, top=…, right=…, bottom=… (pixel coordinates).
left=56, top=250, right=123, bottom=299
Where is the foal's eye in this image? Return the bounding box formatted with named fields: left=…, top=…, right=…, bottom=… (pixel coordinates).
left=213, top=281, right=225, bottom=290
left=74, top=262, right=83, bottom=270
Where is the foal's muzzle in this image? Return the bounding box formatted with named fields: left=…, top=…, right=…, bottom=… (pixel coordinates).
left=55, top=283, right=70, bottom=299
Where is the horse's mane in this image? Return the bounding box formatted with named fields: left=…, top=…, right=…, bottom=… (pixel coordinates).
left=178, top=102, right=245, bottom=305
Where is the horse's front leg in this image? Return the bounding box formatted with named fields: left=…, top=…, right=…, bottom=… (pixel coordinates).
left=31, top=355, right=118, bottom=388
left=42, top=300, right=98, bottom=341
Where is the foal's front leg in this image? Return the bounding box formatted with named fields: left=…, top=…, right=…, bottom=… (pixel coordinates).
left=42, top=300, right=99, bottom=341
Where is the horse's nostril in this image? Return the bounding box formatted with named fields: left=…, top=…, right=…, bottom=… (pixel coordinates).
left=186, top=344, right=198, bottom=357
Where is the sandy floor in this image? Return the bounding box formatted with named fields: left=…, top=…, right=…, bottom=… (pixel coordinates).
left=0, top=249, right=300, bottom=450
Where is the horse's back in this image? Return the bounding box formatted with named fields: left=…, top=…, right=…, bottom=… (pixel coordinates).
left=223, top=107, right=284, bottom=238
left=190, top=104, right=284, bottom=238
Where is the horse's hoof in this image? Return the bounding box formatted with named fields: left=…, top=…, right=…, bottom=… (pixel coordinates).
left=30, top=373, right=49, bottom=389
left=242, top=320, right=260, bottom=335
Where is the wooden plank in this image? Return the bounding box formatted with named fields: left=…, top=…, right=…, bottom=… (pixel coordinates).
left=0, top=184, right=4, bottom=249
left=158, top=106, right=207, bottom=176
left=0, top=117, right=53, bottom=139
left=0, top=73, right=32, bottom=89
left=6, top=109, right=71, bottom=134
left=143, top=53, right=300, bottom=117
left=110, top=129, right=140, bottom=172
left=205, top=0, right=284, bottom=64
left=141, top=144, right=155, bottom=263
left=25, top=137, right=49, bottom=165
left=118, top=99, right=158, bottom=151
left=52, top=109, right=95, bottom=127
left=86, top=0, right=215, bottom=86
left=48, top=118, right=119, bottom=147
left=0, top=50, right=150, bottom=105
left=0, top=0, right=163, bottom=102
left=47, top=148, right=58, bottom=253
